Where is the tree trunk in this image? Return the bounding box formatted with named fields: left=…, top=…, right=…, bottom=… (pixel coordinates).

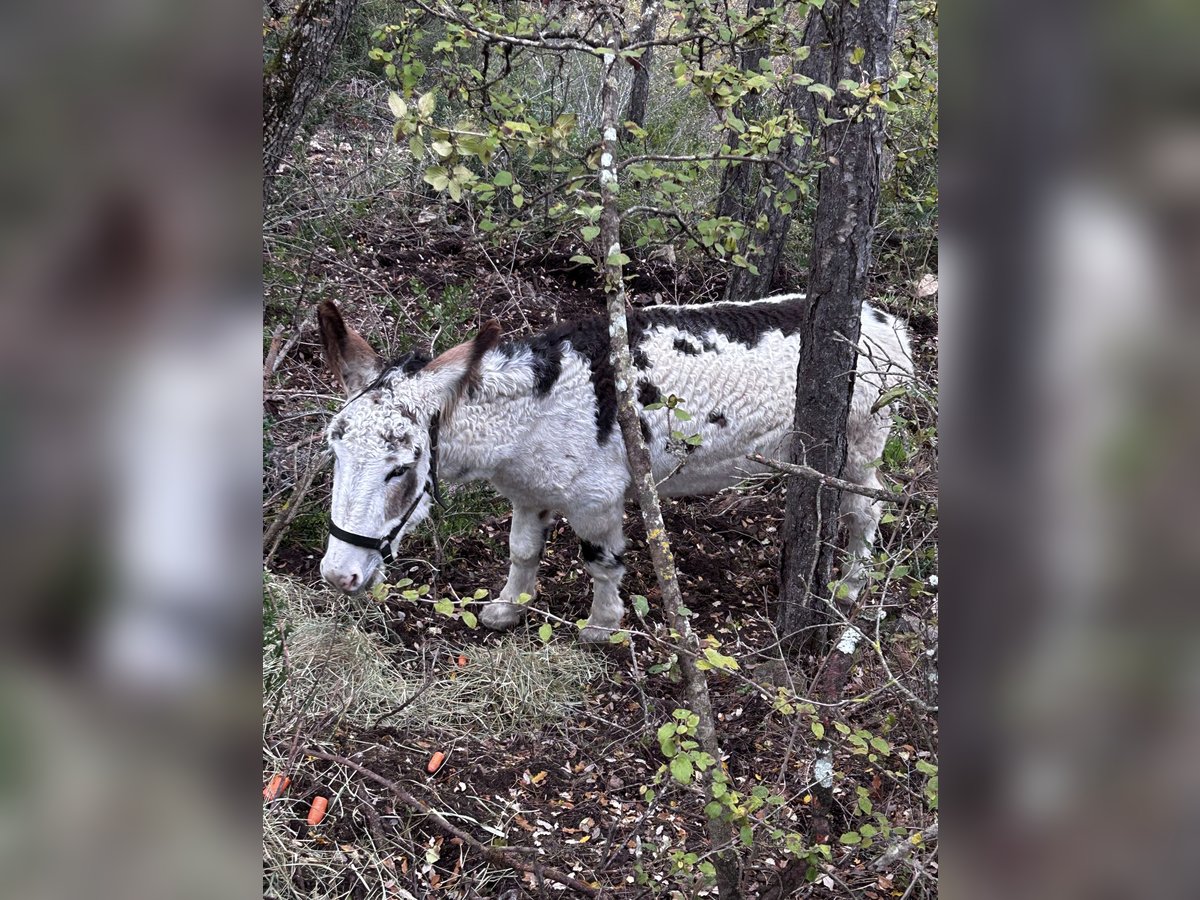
left=714, top=0, right=775, bottom=222
left=620, top=0, right=663, bottom=140
left=776, top=0, right=899, bottom=650
left=263, top=0, right=361, bottom=183
left=599, top=24, right=743, bottom=900
left=721, top=7, right=831, bottom=302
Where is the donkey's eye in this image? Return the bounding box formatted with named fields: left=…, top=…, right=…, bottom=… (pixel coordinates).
left=386, top=464, right=410, bottom=482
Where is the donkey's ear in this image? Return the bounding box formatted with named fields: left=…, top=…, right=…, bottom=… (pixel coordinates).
left=421, top=319, right=503, bottom=410
left=318, top=300, right=383, bottom=396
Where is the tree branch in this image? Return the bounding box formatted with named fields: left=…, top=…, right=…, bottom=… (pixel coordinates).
left=748, top=452, right=934, bottom=507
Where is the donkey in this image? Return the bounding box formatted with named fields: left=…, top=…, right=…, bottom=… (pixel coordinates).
left=316, top=295, right=912, bottom=641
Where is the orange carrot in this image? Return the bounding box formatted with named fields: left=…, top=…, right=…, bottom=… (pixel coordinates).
left=457, top=654, right=467, bottom=667
left=263, top=774, right=291, bottom=801
left=306, top=796, right=329, bottom=826
left=426, top=751, right=446, bottom=774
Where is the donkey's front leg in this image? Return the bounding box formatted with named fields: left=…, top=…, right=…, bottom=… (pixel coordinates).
left=572, top=507, right=627, bottom=643
left=480, top=505, right=554, bottom=631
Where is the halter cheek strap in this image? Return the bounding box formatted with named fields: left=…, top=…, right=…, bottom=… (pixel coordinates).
left=327, top=417, right=447, bottom=566
left=328, top=487, right=426, bottom=566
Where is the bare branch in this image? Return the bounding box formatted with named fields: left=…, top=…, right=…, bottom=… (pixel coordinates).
left=748, top=452, right=935, bottom=507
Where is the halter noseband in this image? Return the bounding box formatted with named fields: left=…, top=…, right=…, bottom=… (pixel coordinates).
left=327, top=415, right=447, bottom=566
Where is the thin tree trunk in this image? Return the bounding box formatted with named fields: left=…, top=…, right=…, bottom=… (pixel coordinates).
left=621, top=0, right=663, bottom=140
left=721, top=7, right=831, bottom=302
left=598, top=21, right=743, bottom=900
left=714, top=0, right=775, bottom=222
left=263, top=0, right=361, bottom=183
left=776, top=0, right=899, bottom=649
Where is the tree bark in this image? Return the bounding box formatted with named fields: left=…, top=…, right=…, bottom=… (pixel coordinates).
left=263, top=0, right=361, bottom=183
left=714, top=0, right=775, bottom=222
left=776, top=0, right=899, bottom=650
left=620, top=0, right=663, bottom=140
left=599, top=21, right=742, bottom=900
left=721, top=7, right=831, bottom=302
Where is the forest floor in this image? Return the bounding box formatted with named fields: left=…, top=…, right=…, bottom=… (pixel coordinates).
left=263, top=115, right=939, bottom=899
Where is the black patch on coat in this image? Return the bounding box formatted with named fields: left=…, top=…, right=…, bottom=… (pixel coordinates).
left=330, top=420, right=346, bottom=441
left=501, top=296, right=810, bottom=444
left=525, top=334, right=565, bottom=396
left=871, top=306, right=888, bottom=325
left=707, top=410, right=728, bottom=427
left=580, top=539, right=623, bottom=569
left=640, top=416, right=652, bottom=443
left=673, top=337, right=701, bottom=355
left=637, top=379, right=662, bottom=407
left=702, top=338, right=717, bottom=352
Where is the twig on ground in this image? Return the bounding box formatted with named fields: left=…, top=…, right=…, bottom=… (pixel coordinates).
left=302, top=748, right=603, bottom=898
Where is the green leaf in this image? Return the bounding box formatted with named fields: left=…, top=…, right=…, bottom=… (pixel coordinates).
left=839, top=831, right=862, bottom=845
left=811, top=721, right=825, bottom=740
left=472, top=588, right=489, bottom=600
left=417, top=91, right=436, bottom=117
left=493, top=170, right=513, bottom=186
left=702, top=647, right=739, bottom=671
left=669, top=754, right=694, bottom=784
left=632, top=595, right=650, bottom=617
left=834, top=721, right=851, bottom=735
left=431, top=140, right=453, bottom=158
left=433, top=598, right=455, bottom=616
left=870, top=736, right=891, bottom=754
left=711, top=779, right=727, bottom=798
left=388, top=92, right=408, bottom=119
left=808, top=83, right=836, bottom=102
left=516, top=592, right=533, bottom=605
left=704, top=801, right=724, bottom=819
left=850, top=46, right=866, bottom=65
left=538, top=622, right=553, bottom=642
left=408, top=135, right=425, bottom=158
left=580, top=225, right=600, bottom=241
left=460, top=610, right=478, bottom=629
left=423, top=166, right=450, bottom=191
left=569, top=254, right=595, bottom=266
left=672, top=409, right=692, bottom=421
left=739, top=825, right=754, bottom=847
left=605, top=251, right=631, bottom=267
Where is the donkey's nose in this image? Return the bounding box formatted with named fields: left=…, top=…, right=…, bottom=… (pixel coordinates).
left=321, top=558, right=365, bottom=594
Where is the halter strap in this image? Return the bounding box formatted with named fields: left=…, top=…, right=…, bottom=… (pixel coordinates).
left=328, top=417, right=447, bottom=565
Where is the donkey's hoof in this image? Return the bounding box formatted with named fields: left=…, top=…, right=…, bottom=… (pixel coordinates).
left=579, top=624, right=617, bottom=644
left=479, top=601, right=523, bottom=631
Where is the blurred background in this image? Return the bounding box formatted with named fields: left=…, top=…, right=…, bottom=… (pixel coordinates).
left=0, top=0, right=1195, bottom=897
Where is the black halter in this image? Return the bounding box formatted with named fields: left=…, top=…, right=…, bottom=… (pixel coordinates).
left=327, top=415, right=447, bottom=566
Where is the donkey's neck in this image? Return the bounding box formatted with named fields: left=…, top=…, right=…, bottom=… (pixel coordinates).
left=436, top=347, right=541, bottom=485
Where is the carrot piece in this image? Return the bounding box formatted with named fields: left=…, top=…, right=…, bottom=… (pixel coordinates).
left=457, top=654, right=467, bottom=667
left=306, top=796, right=329, bottom=826
left=426, top=751, right=446, bottom=774
left=263, top=774, right=291, bottom=801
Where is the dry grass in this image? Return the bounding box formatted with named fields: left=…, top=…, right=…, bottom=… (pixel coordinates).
left=263, top=575, right=609, bottom=899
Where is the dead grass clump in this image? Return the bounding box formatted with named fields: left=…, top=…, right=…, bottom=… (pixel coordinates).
left=403, top=634, right=607, bottom=737
left=264, top=574, right=417, bottom=729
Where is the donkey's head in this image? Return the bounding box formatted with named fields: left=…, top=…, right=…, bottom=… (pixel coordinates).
left=316, top=300, right=501, bottom=593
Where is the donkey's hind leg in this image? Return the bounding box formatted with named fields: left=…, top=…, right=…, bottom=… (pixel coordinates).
left=569, top=503, right=627, bottom=643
